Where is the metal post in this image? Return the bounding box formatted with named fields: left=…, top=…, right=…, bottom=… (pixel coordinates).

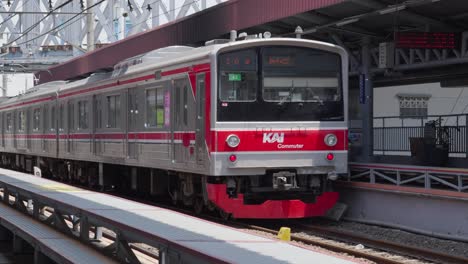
left=382, top=118, right=385, bottom=155
left=12, top=234, right=23, bottom=253
left=34, top=248, right=49, bottom=264
left=419, top=117, right=423, bottom=140
left=360, top=37, right=373, bottom=159
left=0, top=225, right=10, bottom=241
left=86, top=0, right=95, bottom=51
left=2, top=74, right=7, bottom=96
left=94, top=227, right=103, bottom=240
left=80, top=216, right=90, bottom=241
left=465, top=115, right=468, bottom=158
left=3, top=188, right=9, bottom=204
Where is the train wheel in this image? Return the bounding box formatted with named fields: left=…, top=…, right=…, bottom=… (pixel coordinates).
left=218, top=209, right=231, bottom=221
left=171, top=190, right=178, bottom=205
left=193, top=196, right=204, bottom=215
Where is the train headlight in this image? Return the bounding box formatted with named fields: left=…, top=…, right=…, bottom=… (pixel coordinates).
left=324, top=134, right=338, bottom=146
left=226, top=134, right=240, bottom=148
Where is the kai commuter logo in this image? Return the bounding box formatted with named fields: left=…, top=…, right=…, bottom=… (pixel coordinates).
left=263, top=133, right=284, bottom=143
left=262, top=132, right=304, bottom=149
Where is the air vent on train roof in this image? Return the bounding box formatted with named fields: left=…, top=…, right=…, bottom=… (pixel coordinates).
left=113, top=45, right=194, bottom=71
left=205, top=39, right=230, bottom=46
left=26, top=80, right=67, bottom=94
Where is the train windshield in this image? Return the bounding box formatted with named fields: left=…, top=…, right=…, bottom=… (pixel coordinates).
left=217, top=46, right=343, bottom=122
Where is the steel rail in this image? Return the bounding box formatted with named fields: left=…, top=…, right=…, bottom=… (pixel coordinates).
left=290, top=222, right=468, bottom=264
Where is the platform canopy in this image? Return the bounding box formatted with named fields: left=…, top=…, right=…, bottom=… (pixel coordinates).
left=36, top=0, right=468, bottom=85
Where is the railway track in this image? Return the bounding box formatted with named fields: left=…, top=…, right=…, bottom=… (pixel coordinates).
left=5, top=172, right=468, bottom=264
left=254, top=221, right=468, bottom=264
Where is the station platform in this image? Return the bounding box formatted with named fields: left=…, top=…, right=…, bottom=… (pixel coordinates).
left=336, top=162, right=468, bottom=242
left=0, top=168, right=358, bottom=264
left=0, top=202, right=116, bottom=264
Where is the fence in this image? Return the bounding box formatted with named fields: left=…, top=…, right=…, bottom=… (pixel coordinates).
left=373, top=114, right=468, bottom=156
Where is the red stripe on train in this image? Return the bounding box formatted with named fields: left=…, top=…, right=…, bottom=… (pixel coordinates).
left=5, top=132, right=196, bottom=141
left=214, top=129, right=348, bottom=152
left=0, top=63, right=210, bottom=109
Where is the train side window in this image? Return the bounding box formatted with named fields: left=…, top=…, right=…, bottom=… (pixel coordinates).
left=146, top=88, right=164, bottom=128
left=33, top=108, right=40, bottom=131
left=107, top=95, right=120, bottom=128
left=18, top=111, right=26, bottom=132
left=78, top=100, right=89, bottom=129
left=6, top=113, right=11, bottom=132
left=50, top=106, right=56, bottom=131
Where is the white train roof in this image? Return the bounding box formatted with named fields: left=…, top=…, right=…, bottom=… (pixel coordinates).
left=0, top=38, right=344, bottom=108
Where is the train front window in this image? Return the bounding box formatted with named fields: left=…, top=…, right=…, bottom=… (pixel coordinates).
left=218, top=49, right=257, bottom=102
left=217, top=46, right=343, bottom=122
left=262, top=47, right=341, bottom=104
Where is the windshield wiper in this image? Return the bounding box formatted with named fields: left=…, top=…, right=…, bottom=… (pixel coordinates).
left=278, top=80, right=295, bottom=106
left=321, top=116, right=344, bottom=121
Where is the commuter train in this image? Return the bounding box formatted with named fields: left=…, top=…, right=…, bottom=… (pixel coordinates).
left=0, top=36, right=348, bottom=219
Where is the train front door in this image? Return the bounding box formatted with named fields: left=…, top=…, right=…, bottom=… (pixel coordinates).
left=195, top=73, right=206, bottom=166
left=67, top=100, right=74, bottom=153
left=127, top=88, right=138, bottom=159
left=172, top=78, right=195, bottom=164
left=42, top=105, right=48, bottom=152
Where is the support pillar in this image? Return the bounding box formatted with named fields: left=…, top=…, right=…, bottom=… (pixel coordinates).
left=80, top=216, right=90, bottom=241
left=86, top=0, right=95, bottom=51
left=1, top=74, right=7, bottom=97
left=2, top=188, right=8, bottom=204
left=94, top=227, right=103, bottom=240
left=360, top=36, right=374, bottom=160
left=34, top=248, right=49, bottom=264
left=0, top=225, right=11, bottom=241
left=13, top=234, right=24, bottom=253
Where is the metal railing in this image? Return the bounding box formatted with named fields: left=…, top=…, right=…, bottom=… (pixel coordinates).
left=373, top=114, right=468, bottom=156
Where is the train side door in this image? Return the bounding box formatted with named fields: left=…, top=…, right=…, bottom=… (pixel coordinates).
left=67, top=100, right=74, bottom=153
left=127, top=88, right=138, bottom=159
left=42, top=104, right=48, bottom=152
left=195, top=73, right=206, bottom=166
left=93, top=95, right=100, bottom=155
left=0, top=112, right=4, bottom=148
left=13, top=111, right=17, bottom=149
left=172, top=78, right=186, bottom=164
left=26, top=107, right=32, bottom=150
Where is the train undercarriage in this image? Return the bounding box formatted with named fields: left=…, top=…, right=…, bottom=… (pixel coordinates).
left=0, top=152, right=338, bottom=219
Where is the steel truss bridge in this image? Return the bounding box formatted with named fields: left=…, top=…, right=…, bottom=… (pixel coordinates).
left=0, top=0, right=223, bottom=73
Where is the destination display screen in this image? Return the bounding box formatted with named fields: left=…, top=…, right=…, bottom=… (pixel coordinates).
left=265, top=56, right=295, bottom=66
left=219, top=49, right=257, bottom=71
left=395, top=32, right=460, bottom=49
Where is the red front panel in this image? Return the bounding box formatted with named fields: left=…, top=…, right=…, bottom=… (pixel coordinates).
left=214, top=129, right=348, bottom=152
left=207, top=183, right=339, bottom=219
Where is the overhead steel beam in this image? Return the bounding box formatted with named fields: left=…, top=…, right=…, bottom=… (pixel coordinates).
left=0, top=0, right=228, bottom=73
left=331, top=34, right=360, bottom=71
left=294, top=13, right=379, bottom=37
left=350, top=0, right=461, bottom=31
left=35, top=0, right=346, bottom=83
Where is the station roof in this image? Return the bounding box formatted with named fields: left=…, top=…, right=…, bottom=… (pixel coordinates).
left=36, top=0, right=468, bottom=84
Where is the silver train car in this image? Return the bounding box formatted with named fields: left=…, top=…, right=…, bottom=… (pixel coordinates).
left=0, top=37, right=348, bottom=219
